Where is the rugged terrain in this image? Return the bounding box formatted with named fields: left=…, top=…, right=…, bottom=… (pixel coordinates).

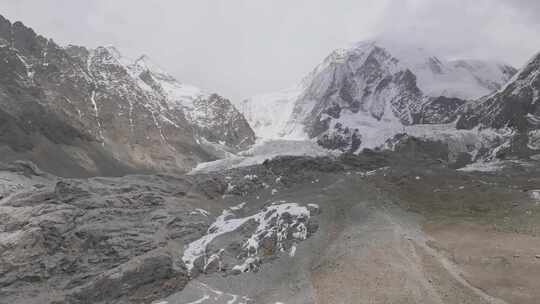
left=2, top=11, right=540, bottom=304
left=457, top=51, right=540, bottom=158
left=0, top=15, right=255, bottom=177
left=2, top=141, right=540, bottom=303
left=240, top=40, right=516, bottom=153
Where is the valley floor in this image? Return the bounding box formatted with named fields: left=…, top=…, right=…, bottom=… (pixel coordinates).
left=1, top=152, right=540, bottom=304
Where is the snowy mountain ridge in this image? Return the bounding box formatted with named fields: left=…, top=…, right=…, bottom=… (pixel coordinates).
left=0, top=14, right=255, bottom=176
left=456, top=50, right=540, bottom=158
left=368, top=40, right=516, bottom=100
left=240, top=40, right=516, bottom=153
left=85, top=44, right=256, bottom=160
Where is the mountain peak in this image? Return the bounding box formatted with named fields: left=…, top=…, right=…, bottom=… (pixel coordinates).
left=457, top=50, right=540, bottom=134
left=104, top=45, right=122, bottom=57
left=0, top=14, right=255, bottom=176
left=136, top=54, right=151, bottom=61
left=242, top=39, right=518, bottom=152
left=133, top=53, right=170, bottom=78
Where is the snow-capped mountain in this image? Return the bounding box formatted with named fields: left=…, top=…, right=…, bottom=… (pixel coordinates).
left=0, top=14, right=254, bottom=176
left=120, top=50, right=255, bottom=150
left=241, top=40, right=516, bottom=152
left=457, top=51, right=540, bottom=157
left=377, top=40, right=516, bottom=100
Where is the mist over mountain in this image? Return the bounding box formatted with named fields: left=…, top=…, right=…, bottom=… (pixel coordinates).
left=2, top=0, right=540, bottom=101
left=240, top=40, right=516, bottom=153
left=3, top=7, right=540, bottom=304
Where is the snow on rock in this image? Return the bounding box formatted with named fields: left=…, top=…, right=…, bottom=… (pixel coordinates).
left=181, top=201, right=319, bottom=275
left=244, top=174, right=258, bottom=181
left=190, top=139, right=336, bottom=174
left=457, top=159, right=534, bottom=172
left=240, top=39, right=516, bottom=155
left=528, top=190, right=540, bottom=203
left=457, top=161, right=506, bottom=172
left=376, top=39, right=516, bottom=100
left=124, top=52, right=255, bottom=150
left=231, top=256, right=260, bottom=273
left=401, top=123, right=515, bottom=162
left=289, top=244, right=297, bottom=257
left=229, top=202, right=246, bottom=211
left=457, top=51, right=540, bottom=159
left=191, top=208, right=209, bottom=217
left=163, top=282, right=251, bottom=304
left=85, top=44, right=254, bottom=164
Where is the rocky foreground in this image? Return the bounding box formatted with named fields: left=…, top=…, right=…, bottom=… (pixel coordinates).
left=2, top=141, right=540, bottom=304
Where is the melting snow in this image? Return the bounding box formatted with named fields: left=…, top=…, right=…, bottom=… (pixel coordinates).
left=186, top=295, right=210, bottom=304
left=244, top=174, right=258, bottom=181
left=529, top=190, right=540, bottom=203
left=195, top=209, right=209, bottom=216
left=182, top=201, right=316, bottom=274
left=190, top=139, right=336, bottom=174
left=289, top=244, right=297, bottom=257
left=15, top=53, right=34, bottom=80
left=229, top=202, right=246, bottom=211
left=458, top=161, right=505, bottom=172
left=89, top=90, right=105, bottom=144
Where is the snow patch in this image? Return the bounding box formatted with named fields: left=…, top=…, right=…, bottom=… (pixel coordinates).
left=182, top=201, right=317, bottom=274
left=458, top=161, right=505, bottom=172
left=244, top=174, right=258, bottom=181
left=190, top=139, right=336, bottom=174
left=89, top=90, right=105, bottom=145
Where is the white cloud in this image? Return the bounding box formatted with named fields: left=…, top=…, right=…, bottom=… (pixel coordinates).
left=1, top=0, right=539, bottom=100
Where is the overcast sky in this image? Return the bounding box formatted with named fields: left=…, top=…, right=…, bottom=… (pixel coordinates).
left=2, top=0, right=540, bottom=101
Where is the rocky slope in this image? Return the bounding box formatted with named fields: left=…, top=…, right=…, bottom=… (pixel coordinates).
left=457, top=51, right=540, bottom=158
left=240, top=41, right=516, bottom=152
left=3, top=145, right=540, bottom=304
left=0, top=14, right=255, bottom=177
left=0, top=158, right=325, bottom=304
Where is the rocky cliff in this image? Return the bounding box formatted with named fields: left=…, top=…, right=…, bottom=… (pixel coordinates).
left=0, top=15, right=255, bottom=177
left=457, top=51, right=540, bottom=157
left=241, top=41, right=516, bottom=152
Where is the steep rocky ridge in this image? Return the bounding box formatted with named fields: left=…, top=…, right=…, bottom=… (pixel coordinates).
left=241, top=41, right=516, bottom=153
left=457, top=51, right=540, bottom=158
left=0, top=14, right=255, bottom=177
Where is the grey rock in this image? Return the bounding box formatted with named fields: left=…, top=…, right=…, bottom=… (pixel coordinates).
left=457, top=51, right=540, bottom=158
left=0, top=14, right=254, bottom=177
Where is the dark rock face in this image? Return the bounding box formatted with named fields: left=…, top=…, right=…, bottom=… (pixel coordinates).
left=385, top=134, right=470, bottom=167
left=299, top=46, right=424, bottom=135
left=289, top=45, right=427, bottom=152
left=458, top=53, right=540, bottom=131
left=281, top=42, right=514, bottom=152
left=457, top=52, right=540, bottom=157
left=316, top=123, right=361, bottom=153
left=419, top=96, right=466, bottom=124
left=0, top=159, right=327, bottom=304
left=0, top=14, right=255, bottom=177
left=189, top=94, right=256, bottom=150
left=0, top=169, right=208, bottom=304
